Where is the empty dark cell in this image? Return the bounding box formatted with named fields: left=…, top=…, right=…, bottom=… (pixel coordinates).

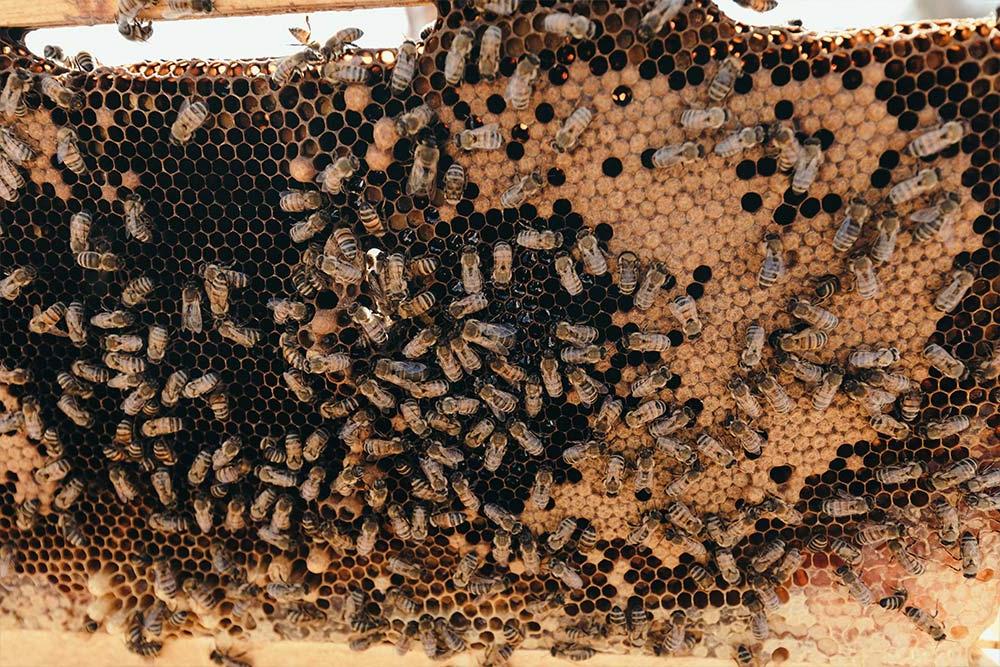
left=906, top=92, right=926, bottom=112
left=639, top=60, right=658, bottom=79
left=658, top=55, right=675, bottom=75
left=757, top=157, right=777, bottom=177
left=589, top=58, right=608, bottom=76
left=800, top=198, right=821, bottom=219
left=928, top=87, right=947, bottom=107
left=685, top=67, right=704, bottom=87
left=887, top=96, right=906, bottom=116
left=895, top=76, right=916, bottom=96
left=870, top=169, right=892, bottom=189
left=686, top=283, right=703, bottom=299
left=875, top=81, right=894, bottom=101
left=774, top=100, right=794, bottom=120
left=811, top=58, right=831, bottom=78
left=668, top=71, right=686, bottom=90
left=842, top=69, right=863, bottom=90
left=693, top=265, right=712, bottom=283
left=549, top=65, right=570, bottom=84
left=511, top=123, right=530, bottom=142
left=641, top=148, right=656, bottom=169
left=505, top=143, right=524, bottom=160
left=612, top=85, right=633, bottom=107
left=813, top=129, right=835, bottom=150
left=667, top=330, right=685, bottom=347
left=547, top=168, right=566, bottom=186
left=821, top=193, right=843, bottom=214
left=951, top=83, right=972, bottom=106
left=773, top=204, right=797, bottom=226
left=959, top=61, right=980, bottom=82
left=771, top=66, right=791, bottom=86
left=783, top=188, right=807, bottom=206
left=602, top=158, right=623, bottom=178
left=736, top=160, right=756, bottom=180
left=553, top=198, right=572, bottom=215
left=734, top=74, right=753, bottom=95
left=741, top=192, right=763, bottom=213
left=609, top=51, right=628, bottom=71
left=879, top=150, right=900, bottom=169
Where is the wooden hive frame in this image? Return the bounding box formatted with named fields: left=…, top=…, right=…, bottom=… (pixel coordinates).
left=0, top=1, right=998, bottom=666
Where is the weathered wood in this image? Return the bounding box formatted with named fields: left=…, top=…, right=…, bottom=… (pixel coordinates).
left=0, top=0, right=427, bottom=29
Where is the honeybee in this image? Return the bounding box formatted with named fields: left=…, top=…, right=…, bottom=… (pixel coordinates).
left=958, top=530, right=980, bottom=578
left=455, top=123, right=504, bottom=152
left=439, top=163, right=468, bottom=204
left=27, top=301, right=67, bottom=337
left=57, top=394, right=93, bottom=427
left=832, top=198, right=871, bottom=253
left=864, top=212, right=901, bottom=264
left=57, top=371, right=95, bottom=399
left=315, top=155, right=358, bottom=195
left=553, top=252, right=584, bottom=296
left=778, top=328, right=828, bottom=354
left=715, top=126, right=764, bottom=158
left=0, top=363, right=30, bottom=386
left=440, top=26, right=477, bottom=84
left=271, top=48, right=320, bottom=86
left=904, top=606, right=946, bottom=641
left=390, top=39, right=419, bottom=94
left=216, top=319, right=261, bottom=349
left=670, top=295, right=703, bottom=339
left=724, top=413, right=765, bottom=457
left=651, top=141, right=703, bottom=169
left=41, top=75, right=83, bottom=110
left=923, top=343, right=967, bottom=380
left=350, top=303, right=389, bottom=348
left=714, top=547, right=741, bottom=585
left=821, top=489, right=873, bottom=517
left=906, top=120, right=964, bottom=158
left=791, top=138, right=822, bottom=194
left=846, top=252, right=879, bottom=300
left=929, top=456, right=978, bottom=490
left=570, top=232, right=606, bottom=278
left=788, top=298, right=838, bottom=333
left=963, top=467, right=1000, bottom=494
left=149, top=511, right=191, bottom=534
left=708, top=55, right=742, bottom=102
left=1, top=410, right=23, bottom=436
left=638, top=0, right=685, bottom=39
left=483, top=431, right=509, bottom=472
left=550, top=557, right=585, bottom=589
left=912, top=192, right=962, bottom=242
left=631, top=262, right=667, bottom=311
left=407, top=139, right=439, bottom=198
left=758, top=233, right=785, bottom=288
left=501, top=170, right=545, bottom=209
left=888, top=167, right=941, bottom=207
left=0, top=126, right=38, bottom=165
left=872, top=461, right=926, bottom=486
left=166, top=98, right=210, bottom=146
left=931, top=268, right=975, bottom=313
left=679, top=107, right=728, bottom=132
left=767, top=122, right=801, bottom=173
left=140, top=416, right=185, bottom=438
left=506, top=53, right=540, bottom=110
left=834, top=565, right=873, bottom=606
left=771, top=547, right=804, bottom=583
left=751, top=370, right=793, bottom=414
left=145, top=324, right=168, bottom=363
left=663, top=500, right=702, bottom=536
left=696, top=431, right=738, bottom=468
left=649, top=404, right=696, bottom=438
left=879, top=588, right=909, bottom=611
left=162, top=0, right=212, bottom=18
left=1, top=266, right=36, bottom=301
left=734, top=0, right=778, bottom=10
left=280, top=189, right=324, bottom=213
left=0, top=69, right=31, bottom=119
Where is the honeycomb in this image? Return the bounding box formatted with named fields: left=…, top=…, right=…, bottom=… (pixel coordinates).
left=1, top=1, right=999, bottom=665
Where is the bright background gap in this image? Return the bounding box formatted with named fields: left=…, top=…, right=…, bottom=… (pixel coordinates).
left=22, top=0, right=998, bottom=65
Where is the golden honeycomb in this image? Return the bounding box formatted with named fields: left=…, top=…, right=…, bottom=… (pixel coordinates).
left=1, top=1, right=999, bottom=666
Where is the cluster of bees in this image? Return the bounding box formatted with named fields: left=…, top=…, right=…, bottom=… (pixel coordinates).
left=1, top=0, right=999, bottom=665
left=115, top=0, right=214, bottom=42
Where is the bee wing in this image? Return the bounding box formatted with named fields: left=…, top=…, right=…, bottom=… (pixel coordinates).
left=908, top=206, right=939, bottom=224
